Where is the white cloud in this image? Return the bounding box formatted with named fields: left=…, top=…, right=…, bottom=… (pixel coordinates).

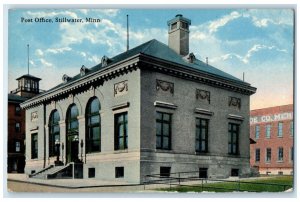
left=40, top=58, right=53, bottom=67
left=244, top=9, right=294, bottom=27
left=88, top=55, right=101, bottom=64
left=79, top=52, right=87, bottom=57
left=35, top=49, right=44, bottom=56
left=46, top=47, right=72, bottom=54
left=27, top=10, right=78, bottom=19
left=211, top=44, right=288, bottom=64
left=208, top=11, right=241, bottom=34
left=96, top=9, right=119, bottom=17
left=29, top=60, right=36, bottom=67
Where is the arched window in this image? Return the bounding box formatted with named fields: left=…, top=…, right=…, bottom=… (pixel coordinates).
left=67, top=104, right=79, bottom=134
left=49, top=110, right=60, bottom=157
left=86, top=97, right=101, bottom=153
left=66, top=104, right=79, bottom=163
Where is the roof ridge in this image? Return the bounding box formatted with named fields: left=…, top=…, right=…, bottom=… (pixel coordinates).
left=140, top=39, right=157, bottom=53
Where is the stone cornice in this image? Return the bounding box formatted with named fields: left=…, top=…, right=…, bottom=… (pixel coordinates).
left=138, top=54, right=256, bottom=96
left=21, top=55, right=140, bottom=109
left=21, top=52, right=256, bottom=109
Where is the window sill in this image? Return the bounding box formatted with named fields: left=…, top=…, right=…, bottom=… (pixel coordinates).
left=276, top=160, right=284, bottom=163
left=155, top=149, right=172, bottom=153
left=114, top=149, right=128, bottom=154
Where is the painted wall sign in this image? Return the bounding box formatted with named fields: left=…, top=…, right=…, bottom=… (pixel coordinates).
left=250, top=112, right=293, bottom=124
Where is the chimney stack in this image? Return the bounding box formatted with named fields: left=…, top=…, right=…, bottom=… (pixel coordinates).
left=167, top=14, right=191, bottom=56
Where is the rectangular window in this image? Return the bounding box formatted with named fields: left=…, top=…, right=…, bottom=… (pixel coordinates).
left=88, top=168, right=95, bottom=178
left=266, top=148, right=271, bottom=162
left=255, top=148, right=260, bottom=162
left=278, top=122, right=283, bottom=137
left=156, top=112, right=172, bottom=150
left=228, top=123, right=239, bottom=155
left=265, top=124, right=271, bottom=138
left=115, top=167, right=124, bottom=178
left=196, top=118, right=208, bottom=153
left=15, top=122, right=21, bottom=133
left=255, top=125, right=260, bottom=139
left=114, top=112, right=128, bottom=150
left=31, top=133, right=38, bottom=159
left=15, top=141, right=21, bottom=152
left=278, top=147, right=284, bottom=162
left=199, top=168, right=208, bottom=178
left=15, top=105, right=21, bottom=116
left=160, top=167, right=171, bottom=177
left=231, top=169, right=239, bottom=177
left=290, top=121, right=293, bottom=136
left=290, top=147, right=294, bottom=161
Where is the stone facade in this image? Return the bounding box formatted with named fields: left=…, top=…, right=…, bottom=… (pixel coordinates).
left=21, top=15, right=256, bottom=184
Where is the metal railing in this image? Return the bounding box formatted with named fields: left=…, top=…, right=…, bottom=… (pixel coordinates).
left=143, top=171, right=292, bottom=192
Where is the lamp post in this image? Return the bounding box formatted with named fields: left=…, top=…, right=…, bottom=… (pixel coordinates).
left=55, top=139, right=61, bottom=166
left=80, top=139, right=84, bottom=162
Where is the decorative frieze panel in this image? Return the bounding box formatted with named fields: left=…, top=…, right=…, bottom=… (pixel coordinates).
left=196, top=89, right=210, bottom=104
left=31, top=111, right=38, bottom=122
left=228, top=96, right=241, bottom=109
left=156, top=79, right=174, bottom=95
left=114, top=80, right=128, bottom=97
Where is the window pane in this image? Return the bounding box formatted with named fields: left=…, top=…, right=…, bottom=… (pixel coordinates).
left=91, top=115, right=100, bottom=125
left=90, top=99, right=100, bottom=113
left=92, top=127, right=100, bottom=140
left=53, top=111, right=60, bottom=122
left=201, top=141, right=206, bottom=151
left=71, top=105, right=78, bottom=118
left=70, top=120, right=78, bottom=129
left=119, top=138, right=124, bottom=149
left=196, top=127, right=200, bottom=140
left=156, top=112, right=162, bottom=120
left=163, top=123, right=169, bottom=136
left=119, top=124, right=124, bottom=137
left=163, top=114, right=170, bottom=121
left=53, top=125, right=59, bottom=133
left=118, top=115, right=123, bottom=123
left=163, top=137, right=169, bottom=149
left=196, top=140, right=200, bottom=151
left=156, top=136, right=161, bottom=148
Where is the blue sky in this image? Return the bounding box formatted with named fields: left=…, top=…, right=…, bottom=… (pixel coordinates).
left=8, top=8, right=294, bottom=109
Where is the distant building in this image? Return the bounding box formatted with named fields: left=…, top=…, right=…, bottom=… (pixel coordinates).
left=8, top=74, right=42, bottom=173
left=250, top=104, right=294, bottom=175
left=21, top=15, right=256, bottom=183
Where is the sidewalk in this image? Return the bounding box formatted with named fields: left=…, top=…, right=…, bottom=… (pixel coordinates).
left=7, top=174, right=143, bottom=189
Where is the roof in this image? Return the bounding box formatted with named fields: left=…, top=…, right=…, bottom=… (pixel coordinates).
left=16, top=74, right=41, bottom=81
left=8, top=93, right=28, bottom=103
left=47, top=39, right=246, bottom=93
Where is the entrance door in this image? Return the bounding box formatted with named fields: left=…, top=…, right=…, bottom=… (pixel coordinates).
left=66, top=134, right=79, bottom=163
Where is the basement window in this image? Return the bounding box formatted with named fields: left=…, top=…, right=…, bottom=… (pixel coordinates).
left=115, top=167, right=124, bottom=178
left=199, top=168, right=208, bottom=178
left=231, top=169, right=239, bottom=177
left=160, top=167, right=171, bottom=177
left=88, top=168, right=95, bottom=178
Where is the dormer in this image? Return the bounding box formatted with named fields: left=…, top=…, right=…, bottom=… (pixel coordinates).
left=62, top=74, right=71, bottom=83
left=101, top=55, right=112, bottom=68
left=80, top=65, right=89, bottom=76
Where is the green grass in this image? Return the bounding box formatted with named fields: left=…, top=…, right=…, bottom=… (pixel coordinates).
left=157, top=176, right=293, bottom=193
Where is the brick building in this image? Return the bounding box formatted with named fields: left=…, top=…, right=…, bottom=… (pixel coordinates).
left=7, top=74, right=42, bottom=173
left=250, top=104, right=294, bottom=175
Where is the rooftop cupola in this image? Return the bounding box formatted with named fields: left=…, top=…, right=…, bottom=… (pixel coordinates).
left=167, top=14, right=191, bottom=56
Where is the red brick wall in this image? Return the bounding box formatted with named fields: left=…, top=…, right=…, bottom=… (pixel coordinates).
left=250, top=104, right=293, bottom=174
left=7, top=102, right=26, bottom=154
